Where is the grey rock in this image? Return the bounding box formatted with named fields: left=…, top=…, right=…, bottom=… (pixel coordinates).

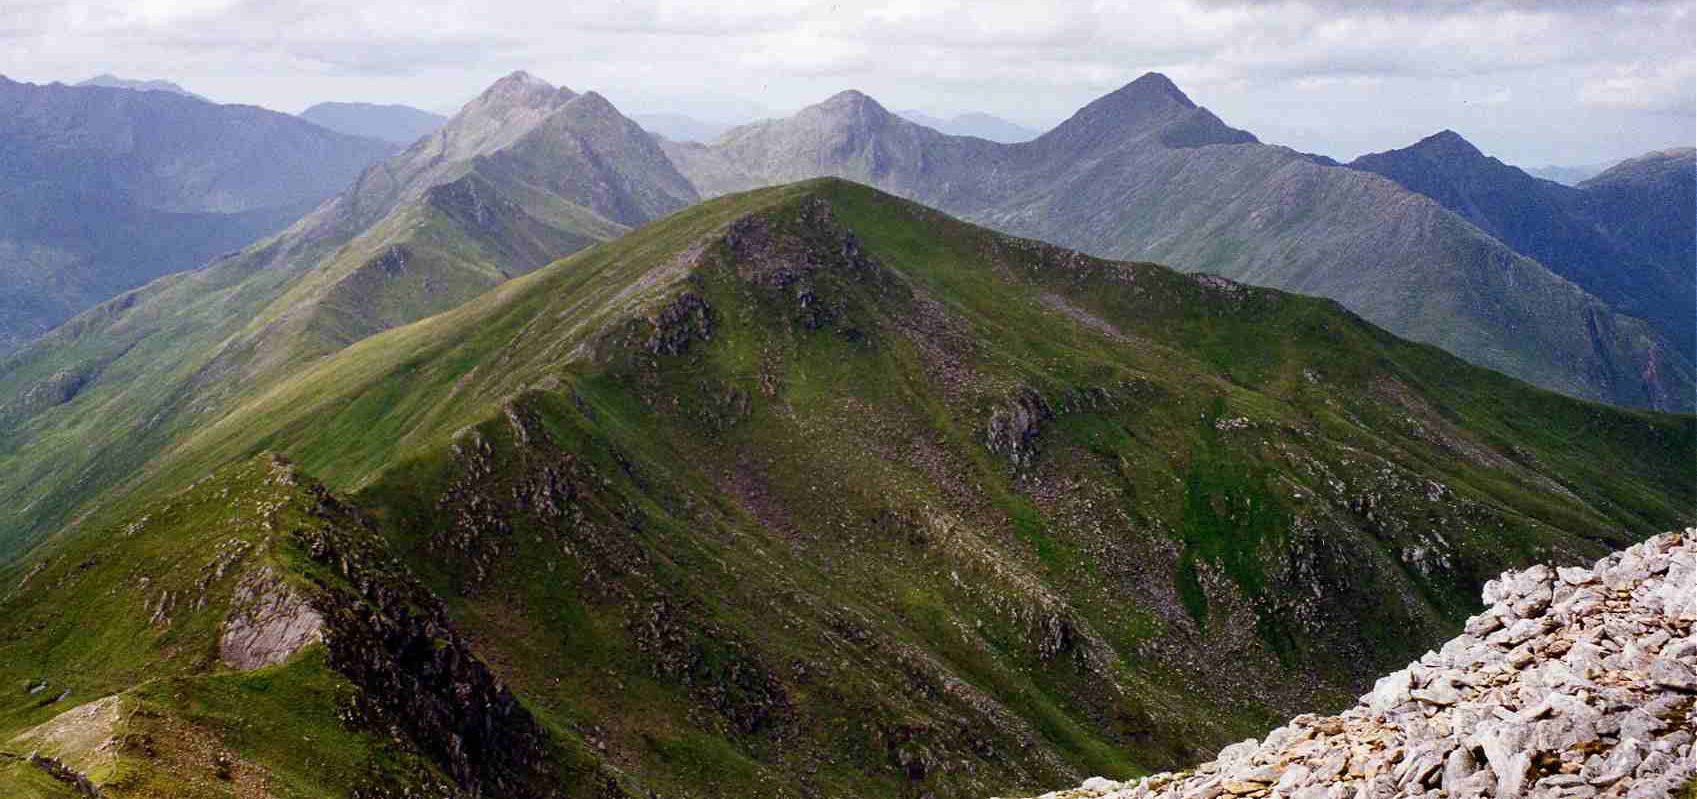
left=1648, top=657, right=1697, bottom=692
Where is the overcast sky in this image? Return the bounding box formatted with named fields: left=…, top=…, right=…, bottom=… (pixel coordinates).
left=2, top=0, right=1691, bottom=166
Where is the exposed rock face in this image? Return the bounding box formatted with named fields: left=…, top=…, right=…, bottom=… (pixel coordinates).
left=290, top=476, right=585, bottom=798
left=1006, top=530, right=1697, bottom=799
left=218, top=567, right=325, bottom=670
left=986, top=387, right=1054, bottom=466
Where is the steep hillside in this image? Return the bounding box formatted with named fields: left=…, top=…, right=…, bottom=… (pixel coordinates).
left=299, top=101, right=447, bottom=144
left=0, top=71, right=696, bottom=562
left=662, top=74, right=1694, bottom=412
left=1351, top=133, right=1695, bottom=360
left=6, top=180, right=1687, bottom=797
left=1009, top=529, right=1697, bottom=799
left=1579, top=148, right=1696, bottom=303
left=0, top=76, right=395, bottom=353
left=0, top=455, right=612, bottom=797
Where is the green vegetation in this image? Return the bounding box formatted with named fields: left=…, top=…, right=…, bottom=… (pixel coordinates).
left=0, top=179, right=1691, bottom=797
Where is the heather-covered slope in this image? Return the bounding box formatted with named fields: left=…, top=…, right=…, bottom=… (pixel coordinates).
left=0, top=76, right=396, bottom=353
left=1350, top=133, right=1695, bottom=360
left=7, top=180, right=1686, bottom=797
left=0, top=71, right=696, bottom=562
left=663, top=74, right=1694, bottom=412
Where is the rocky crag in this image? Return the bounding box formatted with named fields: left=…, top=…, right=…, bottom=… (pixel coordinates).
left=1008, top=530, right=1697, bottom=799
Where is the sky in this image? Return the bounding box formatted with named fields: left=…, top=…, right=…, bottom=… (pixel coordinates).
left=1, top=0, right=1691, bottom=166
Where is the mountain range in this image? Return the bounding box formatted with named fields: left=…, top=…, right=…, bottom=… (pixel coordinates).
left=0, top=76, right=396, bottom=354
left=0, top=70, right=696, bottom=558
left=1348, top=132, right=1696, bottom=361
left=299, top=101, right=448, bottom=144
left=659, top=74, right=1695, bottom=412
left=0, top=68, right=1692, bottom=798
left=1, top=175, right=1690, bottom=798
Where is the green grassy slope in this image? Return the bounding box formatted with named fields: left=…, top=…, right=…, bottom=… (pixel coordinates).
left=0, top=79, right=696, bottom=564
left=6, top=180, right=1685, bottom=797
left=0, top=458, right=457, bottom=797
left=0, top=455, right=612, bottom=797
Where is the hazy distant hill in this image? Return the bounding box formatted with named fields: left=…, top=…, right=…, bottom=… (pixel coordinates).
left=301, top=101, right=448, bottom=144
left=0, top=71, right=696, bottom=556
left=76, top=73, right=207, bottom=101
left=0, top=76, right=395, bottom=353
left=632, top=112, right=736, bottom=143
left=661, top=74, right=1693, bottom=411
left=1350, top=133, right=1695, bottom=360
left=1525, top=161, right=1613, bottom=185
left=898, top=108, right=1041, bottom=141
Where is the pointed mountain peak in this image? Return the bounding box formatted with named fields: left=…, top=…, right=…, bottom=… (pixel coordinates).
left=1110, top=72, right=1197, bottom=109
left=792, top=90, right=899, bottom=131
left=1411, top=129, right=1483, bottom=158
left=1056, top=72, right=1199, bottom=132
left=809, top=90, right=897, bottom=119
left=477, top=70, right=569, bottom=105
left=1040, top=71, right=1240, bottom=152
left=821, top=89, right=875, bottom=106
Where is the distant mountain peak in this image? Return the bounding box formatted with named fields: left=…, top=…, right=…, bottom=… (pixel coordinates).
left=77, top=73, right=206, bottom=102
left=817, top=89, right=890, bottom=114
left=478, top=70, right=568, bottom=108
left=1044, top=72, right=1252, bottom=151
left=1410, top=129, right=1484, bottom=158
left=1055, top=72, right=1200, bottom=134
left=1112, top=72, right=1197, bottom=109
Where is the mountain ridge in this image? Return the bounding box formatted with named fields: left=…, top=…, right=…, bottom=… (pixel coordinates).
left=1, top=178, right=1691, bottom=798
left=1349, top=132, right=1695, bottom=360
left=660, top=74, right=1692, bottom=412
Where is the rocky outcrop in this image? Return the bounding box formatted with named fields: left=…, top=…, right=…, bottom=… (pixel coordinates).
left=218, top=567, right=325, bottom=670
left=9, top=693, right=123, bottom=793
left=289, top=473, right=590, bottom=798
left=986, top=387, right=1053, bottom=467
left=1006, top=530, right=1697, bottom=799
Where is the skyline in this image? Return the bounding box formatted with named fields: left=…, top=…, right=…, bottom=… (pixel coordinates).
left=2, top=1, right=1692, bottom=168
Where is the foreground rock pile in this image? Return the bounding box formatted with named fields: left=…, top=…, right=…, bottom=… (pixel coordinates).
left=1012, top=530, right=1697, bottom=799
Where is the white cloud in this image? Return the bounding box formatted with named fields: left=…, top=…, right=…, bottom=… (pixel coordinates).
left=0, top=0, right=1690, bottom=165
left=1579, top=57, right=1697, bottom=113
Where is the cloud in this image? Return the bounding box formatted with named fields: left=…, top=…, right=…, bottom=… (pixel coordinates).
left=1579, top=57, right=1697, bottom=113
left=0, top=0, right=1689, bottom=165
